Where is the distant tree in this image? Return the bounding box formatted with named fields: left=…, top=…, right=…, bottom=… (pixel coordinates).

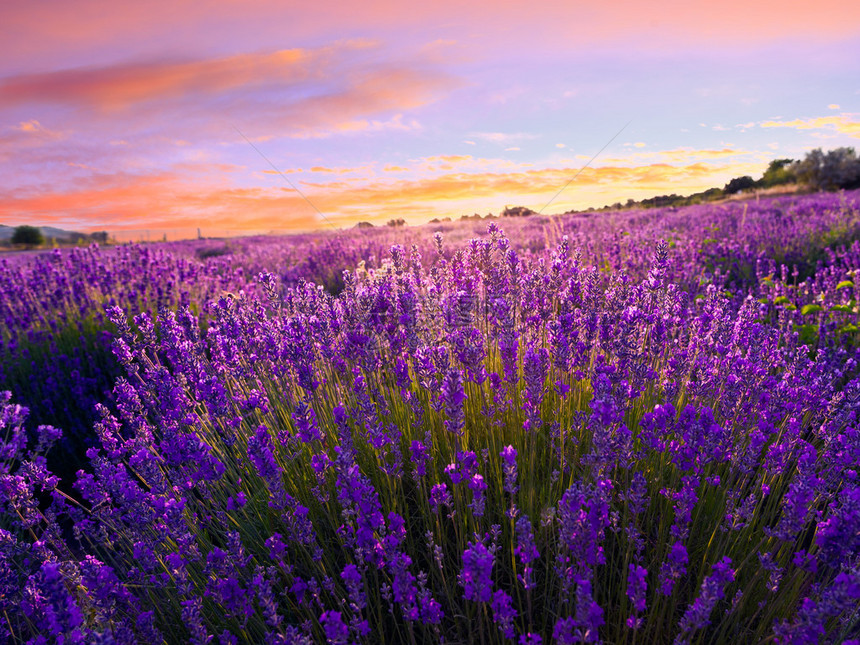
left=354, top=221, right=374, bottom=228
left=11, top=225, right=44, bottom=246
left=386, top=218, right=406, bottom=227
left=90, top=231, right=109, bottom=243
left=792, top=147, right=860, bottom=191
left=758, top=159, right=796, bottom=188
left=701, top=188, right=724, bottom=200
left=724, top=176, right=756, bottom=194
left=501, top=206, right=537, bottom=218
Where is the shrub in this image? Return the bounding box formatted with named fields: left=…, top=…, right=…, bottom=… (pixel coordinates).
left=724, top=175, right=756, bottom=194
left=11, top=224, right=44, bottom=246
left=759, top=159, right=796, bottom=188
left=792, top=147, right=860, bottom=191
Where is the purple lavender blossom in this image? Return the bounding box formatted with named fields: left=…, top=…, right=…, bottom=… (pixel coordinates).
left=659, top=542, right=689, bottom=596
left=675, top=557, right=735, bottom=642
left=461, top=541, right=494, bottom=603
left=501, top=445, right=519, bottom=496
left=440, top=366, right=466, bottom=436
left=491, top=589, right=518, bottom=639
left=522, top=345, right=548, bottom=432
left=626, top=563, right=648, bottom=628
left=429, top=482, right=453, bottom=515
left=468, top=473, right=488, bottom=517
left=815, top=485, right=860, bottom=569
left=320, top=610, right=349, bottom=644
left=514, top=516, right=539, bottom=590
left=553, top=576, right=604, bottom=643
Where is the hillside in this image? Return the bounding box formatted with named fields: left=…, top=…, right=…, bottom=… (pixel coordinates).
left=0, top=224, right=84, bottom=241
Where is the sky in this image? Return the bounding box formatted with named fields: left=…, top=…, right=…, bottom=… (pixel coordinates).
left=1, top=0, right=859, bottom=240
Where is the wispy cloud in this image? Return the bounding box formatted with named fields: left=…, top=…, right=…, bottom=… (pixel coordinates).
left=0, top=120, right=65, bottom=161
left=0, top=42, right=457, bottom=141
left=602, top=147, right=757, bottom=165
left=760, top=114, right=860, bottom=138
left=468, top=132, right=540, bottom=145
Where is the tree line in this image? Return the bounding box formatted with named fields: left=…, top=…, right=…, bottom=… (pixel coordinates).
left=4, top=226, right=110, bottom=248
left=597, top=146, right=860, bottom=212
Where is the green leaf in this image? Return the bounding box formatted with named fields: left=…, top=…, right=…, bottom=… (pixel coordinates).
left=830, top=304, right=854, bottom=313
left=801, top=304, right=823, bottom=315
left=836, top=280, right=854, bottom=290
left=797, top=323, right=818, bottom=346
left=839, top=324, right=858, bottom=334
left=773, top=296, right=790, bottom=305
left=783, top=304, right=797, bottom=311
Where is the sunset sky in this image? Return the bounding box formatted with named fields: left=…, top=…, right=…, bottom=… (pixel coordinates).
left=1, top=0, right=859, bottom=240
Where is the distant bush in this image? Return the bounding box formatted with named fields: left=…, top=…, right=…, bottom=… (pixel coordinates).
left=758, top=158, right=796, bottom=188
left=501, top=206, right=537, bottom=217
left=355, top=221, right=375, bottom=228
left=792, top=147, right=860, bottom=191
left=11, top=225, right=44, bottom=246
left=387, top=218, right=407, bottom=227
left=724, top=175, right=756, bottom=194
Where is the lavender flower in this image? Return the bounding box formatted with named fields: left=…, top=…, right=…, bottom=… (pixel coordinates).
left=501, top=445, right=519, bottom=496
left=626, top=563, right=648, bottom=629
left=469, top=473, right=488, bottom=517
left=659, top=542, right=689, bottom=596
left=491, top=589, right=518, bottom=639
left=461, top=541, right=494, bottom=603
left=515, top=516, right=539, bottom=590
left=440, top=367, right=466, bottom=436
left=675, top=557, right=735, bottom=642
left=320, top=610, right=349, bottom=644
left=429, top=483, right=453, bottom=515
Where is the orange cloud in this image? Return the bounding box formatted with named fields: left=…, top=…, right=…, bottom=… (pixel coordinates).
left=760, top=114, right=860, bottom=138
left=299, top=159, right=766, bottom=222
left=0, top=159, right=766, bottom=238
left=604, top=147, right=755, bottom=164
left=0, top=170, right=324, bottom=237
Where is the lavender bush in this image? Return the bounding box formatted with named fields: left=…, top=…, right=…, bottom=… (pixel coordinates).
left=0, top=244, right=253, bottom=474
left=2, top=191, right=860, bottom=644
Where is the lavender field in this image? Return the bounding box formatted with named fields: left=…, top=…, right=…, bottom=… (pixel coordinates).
left=3, top=190, right=860, bottom=644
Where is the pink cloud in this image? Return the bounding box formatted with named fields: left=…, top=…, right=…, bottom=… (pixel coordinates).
left=0, top=42, right=456, bottom=143
left=2, top=0, right=857, bottom=72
